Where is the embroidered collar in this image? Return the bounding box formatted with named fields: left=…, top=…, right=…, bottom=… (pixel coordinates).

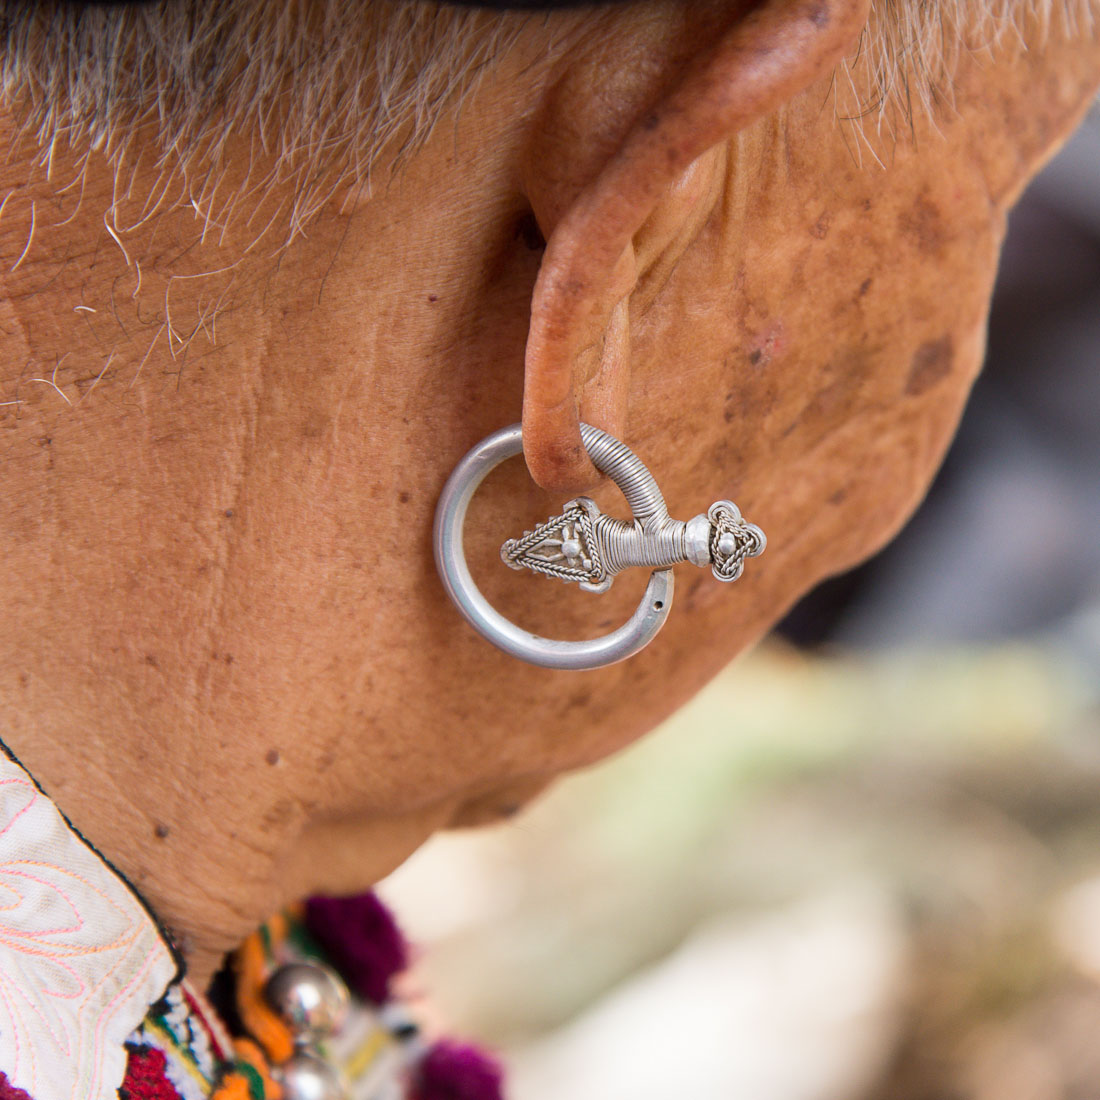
left=0, top=742, right=180, bottom=1100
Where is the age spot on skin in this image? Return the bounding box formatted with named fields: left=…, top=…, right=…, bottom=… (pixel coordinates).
left=810, top=212, right=832, bottom=240
left=905, top=336, right=955, bottom=396
left=301, top=409, right=331, bottom=440
left=898, top=195, right=948, bottom=256
left=265, top=749, right=281, bottom=766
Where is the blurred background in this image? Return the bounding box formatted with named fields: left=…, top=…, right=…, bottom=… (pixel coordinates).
left=381, top=106, right=1100, bottom=1100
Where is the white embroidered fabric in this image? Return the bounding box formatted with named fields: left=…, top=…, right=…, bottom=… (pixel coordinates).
left=0, top=749, right=177, bottom=1100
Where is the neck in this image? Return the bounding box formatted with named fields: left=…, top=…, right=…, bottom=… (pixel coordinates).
left=1, top=2, right=1097, bottom=988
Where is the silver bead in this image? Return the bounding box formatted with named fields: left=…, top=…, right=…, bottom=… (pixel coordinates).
left=275, top=1050, right=349, bottom=1100
left=264, top=962, right=350, bottom=1043
left=683, top=513, right=712, bottom=567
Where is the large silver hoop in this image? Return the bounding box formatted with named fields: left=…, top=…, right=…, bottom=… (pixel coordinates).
left=433, top=424, right=674, bottom=671
left=435, top=424, right=766, bottom=670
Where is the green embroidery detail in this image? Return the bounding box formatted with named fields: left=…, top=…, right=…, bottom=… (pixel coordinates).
left=236, top=1060, right=266, bottom=1100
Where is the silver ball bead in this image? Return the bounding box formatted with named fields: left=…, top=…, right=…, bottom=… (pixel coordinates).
left=276, top=1051, right=349, bottom=1100
left=717, top=532, right=738, bottom=558
left=264, top=962, right=350, bottom=1042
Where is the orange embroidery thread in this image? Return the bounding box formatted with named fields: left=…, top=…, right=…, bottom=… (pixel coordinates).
left=232, top=933, right=294, bottom=1064
left=210, top=1072, right=252, bottom=1100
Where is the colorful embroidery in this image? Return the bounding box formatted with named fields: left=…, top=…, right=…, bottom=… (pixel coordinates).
left=124, top=983, right=226, bottom=1100
left=121, top=982, right=284, bottom=1100
left=118, top=1046, right=183, bottom=1100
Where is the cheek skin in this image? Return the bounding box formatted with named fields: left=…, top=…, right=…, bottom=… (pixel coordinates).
left=225, top=105, right=1010, bottom=848
left=1, top=8, right=1096, bottom=976
left=348, top=143, right=1004, bottom=821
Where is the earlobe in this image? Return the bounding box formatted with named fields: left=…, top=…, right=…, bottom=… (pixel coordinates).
left=521, top=0, right=871, bottom=494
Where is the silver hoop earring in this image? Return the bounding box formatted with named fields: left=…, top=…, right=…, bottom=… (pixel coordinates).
left=433, top=423, right=765, bottom=671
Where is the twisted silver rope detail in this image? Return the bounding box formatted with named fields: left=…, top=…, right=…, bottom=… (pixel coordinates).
left=579, top=424, right=668, bottom=529
left=502, top=425, right=765, bottom=590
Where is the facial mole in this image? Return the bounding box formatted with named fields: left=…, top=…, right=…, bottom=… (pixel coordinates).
left=265, top=749, right=280, bottom=766
left=154, top=823, right=170, bottom=840
left=810, top=212, right=832, bottom=240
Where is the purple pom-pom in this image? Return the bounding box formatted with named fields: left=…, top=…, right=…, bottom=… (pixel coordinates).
left=411, top=1040, right=505, bottom=1100
left=304, top=892, right=409, bottom=1005
left=0, top=1073, right=34, bottom=1100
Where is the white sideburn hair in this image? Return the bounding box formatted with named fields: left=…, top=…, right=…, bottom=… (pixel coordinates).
left=0, top=0, right=1091, bottom=236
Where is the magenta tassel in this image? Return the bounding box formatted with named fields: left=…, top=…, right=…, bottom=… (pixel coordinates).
left=304, top=892, right=409, bottom=1005
left=411, top=1040, right=505, bottom=1100
left=0, top=1074, right=34, bottom=1100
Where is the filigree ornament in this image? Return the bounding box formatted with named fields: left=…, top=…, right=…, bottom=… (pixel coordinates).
left=501, top=494, right=765, bottom=591
left=707, top=500, right=767, bottom=582
left=500, top=501, right=606, bottom=588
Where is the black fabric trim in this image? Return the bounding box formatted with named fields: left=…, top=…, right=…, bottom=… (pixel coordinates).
left=0, top=736, right=186, bottom=986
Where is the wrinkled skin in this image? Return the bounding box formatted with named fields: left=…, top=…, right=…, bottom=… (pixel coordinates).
left=0, top=0, right=1098, bottom=983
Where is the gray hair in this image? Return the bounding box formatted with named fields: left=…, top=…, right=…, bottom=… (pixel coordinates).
left=0, top=0, right=1090, bottom=238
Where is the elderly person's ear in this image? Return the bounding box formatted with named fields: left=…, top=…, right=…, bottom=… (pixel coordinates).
left=520, top=0, right=869, bottom=493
